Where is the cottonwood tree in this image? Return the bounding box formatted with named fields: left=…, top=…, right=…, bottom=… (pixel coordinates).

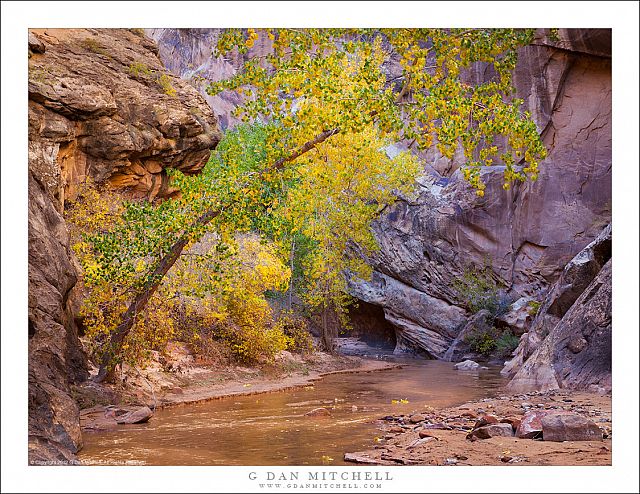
left=81, top=28, right=546, bottom=379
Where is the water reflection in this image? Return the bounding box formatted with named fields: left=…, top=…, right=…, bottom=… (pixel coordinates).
left=79, top=359, right=505, bottom=466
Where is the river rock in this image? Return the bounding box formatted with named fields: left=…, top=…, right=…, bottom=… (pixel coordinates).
left=500, top=417, right=522, bottom=432
left=454, top=360, right=486, bottom=371
left=541, top=414, right=602, bottom=442
left=515, top=409, right=575, bottom=439
left=116, top=406, right=154, bottom=424
left=515, top=410, right=547, bottom=439
left=467, top=423, right=514, bottom=440
left=473, top=414, right=499, bottom=429
left=409, top=414, right=426, bottom=423
left=423, top=423, right=453, bottom=431
left=305, top=407, right=332, bottom=417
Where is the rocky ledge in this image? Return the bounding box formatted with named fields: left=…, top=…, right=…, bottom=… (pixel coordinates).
left=29, top=28, right=221, bottom=208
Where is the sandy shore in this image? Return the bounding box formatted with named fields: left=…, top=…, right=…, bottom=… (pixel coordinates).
left=78, top=351, right=399, bottom=432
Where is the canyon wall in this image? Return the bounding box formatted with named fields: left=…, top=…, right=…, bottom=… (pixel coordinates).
left=28, top=28, right=221, bottom=462
left=351, top=29, right=611, bottom=362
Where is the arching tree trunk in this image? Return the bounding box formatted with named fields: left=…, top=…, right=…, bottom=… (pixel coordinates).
left=96, top=129, right=341, bottom=381
left=96, top=208, right=221, bottom=382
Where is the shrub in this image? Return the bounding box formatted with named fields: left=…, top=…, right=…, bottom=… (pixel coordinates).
left=464, top=327, right=520, bottom=359
left=276, top=312, right=314, bottom=354
left=128, top=62, right=177, bottom=97
left=495, top=330, right=520, bottom=358
left=128, top=61, right=154, bottom=77
left=81, top=37, right=108, bottom=55
left=176, top=235, right=292, bottom=365
left=453, top=266, right=507, bottom=316
left=157, top=73, right=177, bottom=97
left=527, top=300, right=541, bottom=317
left=464, top=328, right=498, bottom=356
left=221, top=320, right=290, bottom=364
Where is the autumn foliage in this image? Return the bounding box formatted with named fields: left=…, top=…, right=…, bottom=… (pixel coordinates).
left=67, top=28, right=547, bottom=373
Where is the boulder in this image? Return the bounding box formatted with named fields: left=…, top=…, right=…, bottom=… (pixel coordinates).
left=500, top=417, right=522, bottom=432
left=515, top=409, right=576, bottom=438
left=116, top=406, right=154, bottom=425
left=541, top=414, right=602, bottom=442
left=454, top=360, right=486, bottom=371
left=467, top=423, right=514, bottom=440
left=495, top=297, right=535, bottom=336
left=515, top=410, right=548, bottom=439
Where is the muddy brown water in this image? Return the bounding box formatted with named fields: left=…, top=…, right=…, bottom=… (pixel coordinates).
left=78, top=358, right=506, bottom=466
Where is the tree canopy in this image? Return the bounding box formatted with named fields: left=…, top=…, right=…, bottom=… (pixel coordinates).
left=69, top=28, right=547, bottom=377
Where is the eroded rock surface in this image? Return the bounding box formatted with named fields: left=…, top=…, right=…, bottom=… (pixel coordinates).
left=28, top=171, right=88, bottom=464
left=350, top=29, right=611, bottom=364
left=503, top=224, right=611, bottom=380
left=506, top=258, right=611, bottom=393
left=29, top=28, right=221, bottom=209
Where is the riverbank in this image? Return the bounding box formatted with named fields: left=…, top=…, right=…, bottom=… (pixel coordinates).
left=344, top=389, right=612, bottom=466
left=77, top=344, right=399, bottom=433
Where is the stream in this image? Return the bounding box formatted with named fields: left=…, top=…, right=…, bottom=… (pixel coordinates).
left=78, top=358, right=506, bottom=466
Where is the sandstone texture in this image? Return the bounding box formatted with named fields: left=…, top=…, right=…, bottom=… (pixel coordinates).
left=28, top=28, right=221, bottom=463
left=468, top=423, right=514, bottom=440
left=541, top=413, right=602, bottom=442
left=28, top=171, right=88, bottom=464
left=29, top=28, right=221, bottom=209
left=147, top=28, right=272, bottom=130
left=503, top=224, right=611, bottom=390
left=350, top=29, right=611, bottom=360
left=506, top=257, right=611, bottom=393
